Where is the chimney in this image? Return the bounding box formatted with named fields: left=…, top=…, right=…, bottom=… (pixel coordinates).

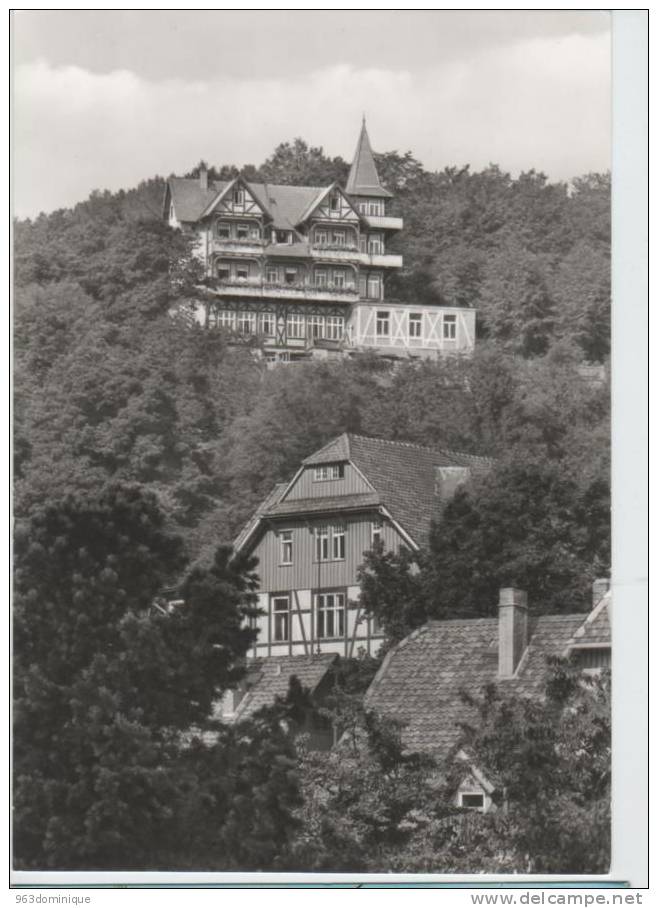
left=498, top=588, right=528, bottom=678
left=199, top=166, right=208, bottom=192
left=592, top=578, right=610, bottom=609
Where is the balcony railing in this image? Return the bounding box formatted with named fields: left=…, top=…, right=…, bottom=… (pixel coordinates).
left=207, top=277, right=358, bottom=301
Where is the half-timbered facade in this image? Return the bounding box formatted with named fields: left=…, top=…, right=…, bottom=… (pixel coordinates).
left=163, top=121, right=476, bottom=362
left=233, top=433, right=492, bottom=658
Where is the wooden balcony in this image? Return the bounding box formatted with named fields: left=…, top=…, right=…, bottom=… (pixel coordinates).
left=361, top=215, right=404, bottom=231
left=212, top=239, right=265, bottom=256
left=208, top=278, right=358, bottom=303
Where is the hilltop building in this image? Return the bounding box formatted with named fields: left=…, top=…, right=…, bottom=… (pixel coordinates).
left=163, top=121, right=475, bottom=363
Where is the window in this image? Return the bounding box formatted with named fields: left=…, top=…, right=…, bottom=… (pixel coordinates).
left=376, top=310, right=390, bottom=337
left=326, top=316, right=344, bottom=341
left=333, top=230, right=346, bottom=246
left=368, top=235, right=383, bottom=254
left=409, top=313, right=422, bottom=338
left=237, top=312, right=256, bottom=334
left=276, top=230, right=291, bottom=244
left=316, top=592, right=345, bottom=639
left=368, top=200, right=384, bottom=216
left=315, top=270, right=328, bottom=288
left=571, top=647, right=611, bottom=671
left=332, top=526, right=345, bottom=560
left=315, top=524, right=345, bottom=562
left=266, top=267, right=278, bottom=284
left=459, top=793, right=485, bottom=811
left=286, top=313, right=305, bottom=339
left=330, top=193, right=340, bottom=211
left=284, top=268, right=297, bottom=285
left=371, top=520, right=383, bottom=545
left=260, top=312, right=275, bottom=336
left=368, top=275, right=382, bottom=299
left=236, top=266, right=249, bottom=281
left=371, top=613, right=383, bottom=635
left=217, top=265, right=230, bottom=281
left=443, top=314, right=457, bottom=339
left=249, top=225, right=260, bottom=240
left=216, top=310, right=235, bottom=330
left=308, top=315, right=325, bottom=340
left=216, top=223, right=230, bottom=239
left=280, top=530, right=293, bottom=565
left=272, top=596, right=290, bottom=642
left=359, top=202, right=368, bottom=214
left=359, top=235, right=367, bottom=253
left=233, top=188, right=245, bottom=206
left=315, top=230, right=328, bottom=246
left=315, top=526, right=329, bottom=562
left=333, top=271, right=345, bottom=289
left=237, top=224, right=249, bottom=240
left=313, top=464, right=344, bottom=482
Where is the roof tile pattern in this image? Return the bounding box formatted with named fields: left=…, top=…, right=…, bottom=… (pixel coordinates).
left=345, top=121, right=392, bottom=198
left=225, top=653, right=337, bottom=723
left=567, top=593, right=612, bottom=648
left=365, top=609, right=609, bottom=758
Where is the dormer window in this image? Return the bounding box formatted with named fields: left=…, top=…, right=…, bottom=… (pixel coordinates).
left=459, top=792, right=485, bottom=811
left=275, top=230, right=292, bottom=245
left=313, top=464, right=344, bottom=482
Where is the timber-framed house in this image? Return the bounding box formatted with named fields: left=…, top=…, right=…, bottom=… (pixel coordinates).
left=232, top=433, right=492, bottom=659
left=163, top=121, right=476, bottom=362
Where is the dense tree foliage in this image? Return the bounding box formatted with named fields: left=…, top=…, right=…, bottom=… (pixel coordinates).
left=13, top=487, right=261, bottom=868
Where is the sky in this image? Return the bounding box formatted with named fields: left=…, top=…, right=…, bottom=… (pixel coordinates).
left=12, top=11, right=611, bottom=219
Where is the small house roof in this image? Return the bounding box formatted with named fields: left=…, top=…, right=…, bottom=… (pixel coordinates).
left=222, top=653, right=338, bottom=723
left=365, top=603, right=611, bottom=759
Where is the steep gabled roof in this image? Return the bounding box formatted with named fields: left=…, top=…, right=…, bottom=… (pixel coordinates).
left=565, top=592, right=612, bottom=651
left=345, top=120, right=392, bottom=199
left=168, top=177, right=230, bottom=222
left=222, top=653, right=338, bottom=723
left=365, top=604, right=610, bottom=759
left=233, top=483, right=287, bottom=553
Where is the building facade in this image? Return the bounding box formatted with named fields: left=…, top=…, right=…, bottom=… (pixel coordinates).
left=233, top=432, right=492, bottom=659
left=163, top=122, right=476, bottom=363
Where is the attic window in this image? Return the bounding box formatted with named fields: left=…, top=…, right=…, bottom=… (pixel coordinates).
left=571, top=647, right=611, bottom=671
left=313, top=464, right=344, bottom=482
left=330, top=193, right=340, bottom=211
left=276, top=230, right=292, bottom=245
left=233, top=188, right=245, bottom=205
left=459, top=792, right=484, bottom=811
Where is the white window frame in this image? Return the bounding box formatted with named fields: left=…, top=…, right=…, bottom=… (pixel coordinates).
left=371, top=520, right=383, bottom=545
left=216, top=310, right=236, bottom=330
left=280, top=530, right=293, bottom=565
left=315, top=270, right=328, bottom=288
left=330, top=193, right=340, bottom=212
left=409, top=312, right=423, bottom=339
left=216, top=265, right=230, bottom=281
left=216, top=222, right=231, bottom=239
left=249, top=225, right=260, bottom=240
left=266, top=267, right=278, bottom=284
left=333, top=230, right=346, bottom=246
left=313, top=464, right=343, bottom=482
left=443, top=314, right=457, bottom=340
left=315, top=592, right=346, bottom=639
left=286, top=312, right=305, bottom=339
left=233, top=188, right=245, bottom=206
left=333, top=271, right=346, bottom=289
left=308, top=315, right=325, bottom=339
left=315, top=229, right=328, bottom=246
left=260, top=312, right=276, bottom=336
left=376, top=310, right=390, bottom=337
left=315, top=526, right=330, bottom=562
left=235, top=265, right=249, bottom=282
left=237, top=311, right=256, bottom=334
left=459, top=792, right=485, bottom=811
left=236, top=223, right=249, bottom=240
left=368, top=200, right=384, bottom=216
left=367, top=234, right=383, bottom=255
left=368, top=275, right=382, bottom=300
left=332, top=526, right=345, bottom=561
left=272, top=595, right=290, bottom=643
left=325, top=316, right=344, bottom=341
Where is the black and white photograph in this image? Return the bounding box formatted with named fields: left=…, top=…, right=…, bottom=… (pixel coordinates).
left=11, top=9, right=647, bottom=885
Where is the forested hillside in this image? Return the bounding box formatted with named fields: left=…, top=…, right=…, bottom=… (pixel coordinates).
left=14, top=138, right=610, bottom=609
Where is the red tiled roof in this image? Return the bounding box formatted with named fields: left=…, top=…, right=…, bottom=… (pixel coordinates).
left=304, top=434, right=492, bottom=548
left=224, top=653, right=337, bottom=723
left=365, top=606, right=610, bottom=759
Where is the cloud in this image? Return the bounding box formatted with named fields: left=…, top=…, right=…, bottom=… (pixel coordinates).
left=13, top=31, right=610, bottom=218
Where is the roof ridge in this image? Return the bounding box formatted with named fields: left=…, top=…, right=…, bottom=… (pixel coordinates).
left=349, top=433, right=484, bottom=459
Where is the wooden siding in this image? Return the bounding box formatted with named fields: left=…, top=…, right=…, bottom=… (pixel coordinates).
left=284, top=464, right=372, bottom=501
left=251, top=514, right=401, bottom=592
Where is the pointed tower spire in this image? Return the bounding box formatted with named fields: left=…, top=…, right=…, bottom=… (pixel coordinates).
left=345, top=119, right=392, bottom=198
